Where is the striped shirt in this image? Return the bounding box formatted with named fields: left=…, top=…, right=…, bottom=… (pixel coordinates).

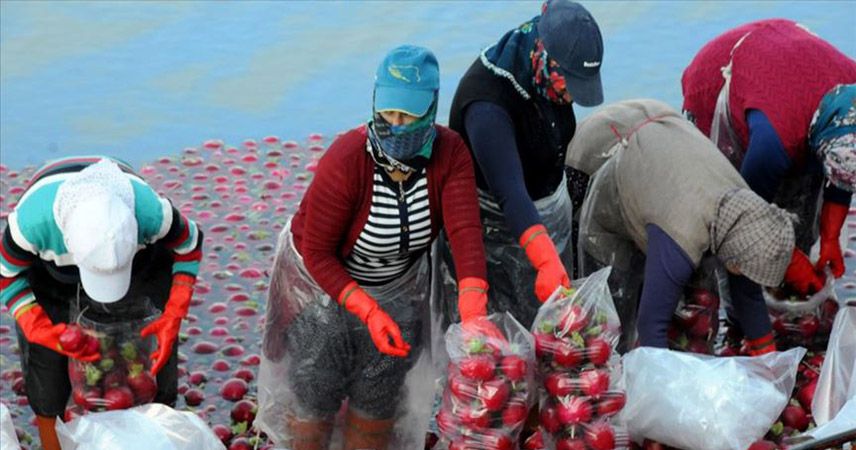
left=344, top=166, right=432, bottom=285
left=0, top=156, right=202, bottom=319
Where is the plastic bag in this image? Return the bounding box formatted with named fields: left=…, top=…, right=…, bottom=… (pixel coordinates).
left=764, top=274, right=838, bottom=351
left=812, top=299, right=856, bottom=425
left=530, top=267, right=629, bottom=449
left=801, top=396, right=856, bottom=441
left=434, top=175, right=574, bottom=331
left=256, top=222, right=437, bottom=449
left=65, top=295, right=159, bottom=418
left=435, top=312, right=536, bottom=449
left=1, top=402, right=21, bottom=450
left=55, top=403, right=225, bottom=450
left=620, top=346, right=806, bottom=450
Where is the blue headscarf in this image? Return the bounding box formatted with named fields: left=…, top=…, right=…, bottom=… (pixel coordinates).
left=809, top=84, right=856, bottom=192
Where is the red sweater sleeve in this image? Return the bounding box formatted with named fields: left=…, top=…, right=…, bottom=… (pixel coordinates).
left=438, top=129, right=487, bottom=282
left=298, top=133, right=364, bottom=300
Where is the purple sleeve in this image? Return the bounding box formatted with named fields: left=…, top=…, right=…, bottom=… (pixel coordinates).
left=637, top=224, right=695, bottom=348
left=726, top=274, right=772, bottom=340
left=464, top=101, right=541, bottom=237
left=741, top=109, right=793, bottom=202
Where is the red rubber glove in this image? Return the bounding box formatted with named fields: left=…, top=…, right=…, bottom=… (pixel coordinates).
left=783, top=249, right=825, bottom=295
left=17, top=304, right=100, bottom=362
left=458, top=277, right=504, bottom=342
left=520, top=224, right=570, bottom=303
left=745, top=333, right=776, bottom=356
left=816, top=201, right=847, bottom=279
left=141, top=274, right=194, bottom=375
left=339, top=281, right=410, bottom=358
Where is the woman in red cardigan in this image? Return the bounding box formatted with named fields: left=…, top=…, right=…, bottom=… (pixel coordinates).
left=260, top=45, right=490, bottom=450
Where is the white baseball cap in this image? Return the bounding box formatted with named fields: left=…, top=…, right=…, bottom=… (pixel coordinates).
left=65, top=194, right=138, bottom=303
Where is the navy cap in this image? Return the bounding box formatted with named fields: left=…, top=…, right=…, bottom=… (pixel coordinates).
left=538, top=0, right=604, bottom=106
left=374, top=45, right=439, bottom=117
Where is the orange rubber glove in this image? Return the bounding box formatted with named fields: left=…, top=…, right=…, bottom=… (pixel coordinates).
left=17, top=304, right=100, bottom=361
left=458, top=277, right=504, bottom=342
left=141, top=274, right=194, bottom=375
left=783, top=249, right=825, bottom=296
left=339, top=281, right=410, bottom=358
left=746, top=333, right=776, bottom=356
left=816, top=201, right=847, bottom=279
left=520, top=224, right=570, bottom=303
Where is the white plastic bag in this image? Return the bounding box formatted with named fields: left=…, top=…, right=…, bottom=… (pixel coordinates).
left=1, top=402, right=21, bottom=450
left=812, top=300, right=856, bottom=425
left=55, top=403, right=225, bottom=450
left=800, top=397, right=856, bottom=441
left=620, top=347, right=806, bottom=450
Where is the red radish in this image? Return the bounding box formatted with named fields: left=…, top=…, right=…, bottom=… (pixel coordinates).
left=230, top=399, right=257, bottom=423
left=458, top=405, right=490, bottom=429
left=747, top=440, right=778, bottom=450
left=479, top=378, right=510, bottom=411
left=228, top=437, right=252, bottom=450
left=539, top=404, right=562, bottom=433
left=448, top=439, right=470, bottom=450
left=102, top=369, right=125, bottom=389
left=458, top=355, right=496, bottom=381
left=534, top=332, right=559, bottom=358
left=585, top=421, right=616, bottom=450
left=553, top=340, right=584, bottom=367
left=232, top=368, right=255, bottom=383
left=212, top=359, right=231, bottom=372
left=558, top=305, right=588, bottom=334
left=83, top=335, right=101, bottom=355
left=191, top=341, right=219, bottom=354
left=586, top=337, right=611, bottom=365
left=556, top=437, right=587, bottom=450
left=596, top=391, right=626, bottom=417
left=127, top=365, right=158, bottom=402
left=436, top=408, right=459, bottom=435
left=523, top=430, right=544, bottom=450
left=480, top=430, right=514, bottom=450
left=798, top=315, right=820, bottom=338
left=188, top=371, right=207, bottom=386
left=580, top=369, right=610, bottom=397
left=184, top=388, right=205, bottom=406
left=501, top=401, right=528, bottom=427
left=448, top=373, right=477, bottom=402
left=220, top=378, right=249, bottom=401
left=544, top=372, right=575, bottom=397
left=781, top=404, right=810, bottom=431
left=59, top=325, right=87, bottom=352
left=211, top=424, right=232, bottom=444
left=240, top=354, right=261, bottom=366
left=691, top=289, right=719, bottom=309
left=72, top=386, right=102, bottom=410
left=687, top=339, right=711, bottom=354
left=797, top=378, right=817, bottom=410
left=222, top=344, right=245, bottom=357
left=104, top=386, right=134, bottom=410
left=499, top=355, right=527, bottom=382
left=688, top=314, right=712, bottom=338
left=557, top=396, right=592, bottom=424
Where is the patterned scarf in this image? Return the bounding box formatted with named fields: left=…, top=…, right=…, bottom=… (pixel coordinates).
left=809, top=83, right=856, bottom=192
left=367, top=97, right=437, bottom=172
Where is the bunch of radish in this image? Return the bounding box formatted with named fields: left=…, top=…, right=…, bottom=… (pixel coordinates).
left=64, top=323, right=157, bottom=418
left=666, top=288, right=720, bottom=355
left=766, top=289, right=838, bottom=351
left=436, top=313, right=536, bottom=450
left=528, top=279, right=628, bottom=450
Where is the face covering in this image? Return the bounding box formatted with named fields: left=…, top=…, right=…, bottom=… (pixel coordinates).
left=368, top=94, right=437, bottom=171
left=530, top=38, right=572, bottom=105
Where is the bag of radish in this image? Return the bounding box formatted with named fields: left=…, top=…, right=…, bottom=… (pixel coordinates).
left=666, top=257, right=724, bottom=355
left=764, top=273, right=838, bottom=352
left=64, top=297, right=159, bottom=419
left=435, top=312, right=536, bottom=450
left=530, top=267, right=630, bottom=450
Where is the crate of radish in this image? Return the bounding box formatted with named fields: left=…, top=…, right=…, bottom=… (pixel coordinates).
left=530, top=267, right=629, bottom=450
left=435, top=312, right=536, bottom=450
left=64, top=300, right=159, bottom=419
left=764, top=275, right=838, bottom=351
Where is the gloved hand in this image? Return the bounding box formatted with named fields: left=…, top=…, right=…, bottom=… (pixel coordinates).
left=520, top=224, right=570, bottom=302
left=783, top=249, right=825, bottom=296
left=17, top=304, right=100, bottom=361
left=745, top=333, right=776, bottom=356
left=339, top=281, right=410, bottom=358
left=457, top=277, right=504, bottom=342
left=816, top=201, right=847, bottom=279
left=141, top=273, right=194, bottom=375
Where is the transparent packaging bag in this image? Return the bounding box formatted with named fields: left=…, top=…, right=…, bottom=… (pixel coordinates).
left=1, top=402, right=21, bottom=450
left=56, top=403, right=225, bottom=450
left=764, top=273, right=838, bottom=351
left=666, top=257, right=725, bottom=355
left=435, top=312, right=536, bottom=449
left=64, top=294, right=159, bottom=418
left=811, top=299, right=856, bottom=425
left=530, top=267, right=630, bottom=449
left=620, top=346, right=806, bottom=450
left=256, top=222, right=437, bottom=449
left=434, top=176, right=574, bottom=331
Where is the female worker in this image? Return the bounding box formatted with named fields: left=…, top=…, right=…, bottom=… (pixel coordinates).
left=682, top=19, right=856, bottom=296
left=440, top=0, right=604, bottom=329
left=257, top=45, right=491, bottom=450
left=1, top=157, right=202, bottom=450
left=567, top=99, right=795, bottom=354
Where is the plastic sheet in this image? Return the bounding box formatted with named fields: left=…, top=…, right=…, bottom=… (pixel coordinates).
left=434, top=175, right=574, bottom=331
left=55, top=403, right=225, bottom=450
left=0, top=402, right=21, bottom=450
left=65, top=293, right=159, bottom=418
left=530, top=267, right=629, bottom=449
left=435, top=312, right=536, bottom=449
left=620, top=346, right=806, bottom=450
left=256, top=222, right=437, bottom=449
left=812, top=299, right=856, bottom=425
